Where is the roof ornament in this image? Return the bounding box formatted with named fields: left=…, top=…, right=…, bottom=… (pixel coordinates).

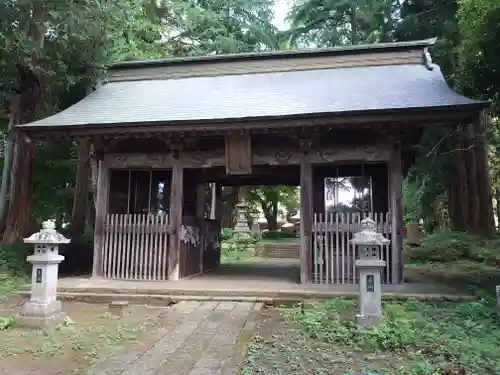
left=423, top=47, right=434, bottom=71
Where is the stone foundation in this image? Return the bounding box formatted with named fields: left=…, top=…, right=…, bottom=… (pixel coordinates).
left=356, top=314, right=383, bottom=328
left=16, top=311, right=66, bottom=329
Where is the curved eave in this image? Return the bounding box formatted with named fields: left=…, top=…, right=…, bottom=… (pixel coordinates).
left=16, top=63, right=488, bottom=132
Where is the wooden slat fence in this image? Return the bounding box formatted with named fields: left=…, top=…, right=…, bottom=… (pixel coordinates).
left=312, top=212, right=391, bottom=285
left=103, top=214, right=170, bottom=280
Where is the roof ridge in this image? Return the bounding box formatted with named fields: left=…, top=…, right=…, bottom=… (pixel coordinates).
left=109, top=38, right=438, bottom=71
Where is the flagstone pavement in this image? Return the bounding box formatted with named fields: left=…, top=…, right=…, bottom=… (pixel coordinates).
left=86, top=301, right=262, bottom=375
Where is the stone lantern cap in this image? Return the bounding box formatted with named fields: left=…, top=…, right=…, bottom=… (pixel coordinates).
left=350, top=217, right=390, bottom=246
left=23, top=220, right=71, bottom=245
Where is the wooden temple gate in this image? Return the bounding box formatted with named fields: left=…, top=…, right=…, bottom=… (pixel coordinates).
left=14, top=38, right=487, bottom=286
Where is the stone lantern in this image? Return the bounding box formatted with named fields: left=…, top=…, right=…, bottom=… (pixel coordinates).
left=17, top=220, right=70, bottom=328
left=350, top=217, right=390, bottom=328
left=233, top=200, right=251, bottom=240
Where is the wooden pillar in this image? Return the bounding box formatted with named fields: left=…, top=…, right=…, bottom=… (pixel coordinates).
left=168, top=163, right=184, bottom=281
left=196, top=183, right=205, bottom=273
left=214, top=184, right=223, bottom=218
left=215, top=184, right=223, bottom=268
left=300, top=160, right=313, bottom=284
left=92, top=161, right=110, bottom=278
left=210, top=183, right=217, bottom=219
left=388, top=146, right=404, bottom=284
left=196, top=184, right=206, bottom=219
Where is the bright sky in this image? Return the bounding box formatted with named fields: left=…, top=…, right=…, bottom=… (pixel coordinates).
left=273, top=0, right=291, bottom=31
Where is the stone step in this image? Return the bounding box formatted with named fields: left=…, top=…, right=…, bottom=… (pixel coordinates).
left=17, top=289, right=476, bottom=305
left=260, top=243, right=300, bottom=259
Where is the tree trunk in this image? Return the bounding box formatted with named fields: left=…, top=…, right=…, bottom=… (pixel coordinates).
left=465, top=124, right=480, bottom=234
left=0, top=103, right=18, bottom=233
left=265, top=213, right=278, bottom=231
left=70, top=140, right=91, bottom=235
left=265, top=199, right=279, bottom=231
left=3, top=133, right=38, bottom=243
left=350, top=7, right=358, bottom=45
left=2, top=3, right=44, bottom=244
left=495, top=187, right=500, bottom=230
left=451, top=127, right=469, bottom=231
left=474, top=112, right=495, bottom=237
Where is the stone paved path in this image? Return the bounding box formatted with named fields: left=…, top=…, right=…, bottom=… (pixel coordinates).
left=87, top=301, right=261, bottom=375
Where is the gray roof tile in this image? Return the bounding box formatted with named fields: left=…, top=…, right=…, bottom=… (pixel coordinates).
left=18, top=64, right=485, bottom=129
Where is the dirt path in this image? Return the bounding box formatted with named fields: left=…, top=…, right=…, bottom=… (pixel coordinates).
left=87, top=301, right=261, bottom=375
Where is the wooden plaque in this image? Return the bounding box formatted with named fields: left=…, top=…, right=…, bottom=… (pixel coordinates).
left=225, top=132, right=252, bottom=175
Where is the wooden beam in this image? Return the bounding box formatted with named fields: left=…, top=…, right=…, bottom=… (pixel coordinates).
left=92, top=161, right=110, bottom=278
left=300, top=157, right=313, bottom=284
left=389, top=145, right=404, bottom=284
left=168, top=162, right=184, bottom=281
left=103, top=145, right=392, bottom=169
left=20, top=108, right=479, bottom=140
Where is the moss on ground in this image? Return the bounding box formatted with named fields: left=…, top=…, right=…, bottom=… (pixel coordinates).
left=243, top=298, right=500, bottom=375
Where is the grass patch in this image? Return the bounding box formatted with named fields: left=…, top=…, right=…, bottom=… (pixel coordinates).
left=407, top=260, right=500, bottom=295
left=0, top=273, right=28, bottom=304
left=221, top=249, right=264, bottom=264
left=243, top=298, right=500, bottom=375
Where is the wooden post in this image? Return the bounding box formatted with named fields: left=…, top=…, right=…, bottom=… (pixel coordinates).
left=168, top=162, right=184, bottom=281
left=210, top=183, right=217, bottom=219
left=215, top=184, right=223, bottom=268
left=196, top=184, right=205, bottom=219
left=196, top=183, right=205, bottom=273
left=300, top=159, right=313, bottom=284
left=92, top=161, right=110, bottom=278
left=388, top=146, right=404, bottom=284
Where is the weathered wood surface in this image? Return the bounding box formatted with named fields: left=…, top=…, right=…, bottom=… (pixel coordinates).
left=300, top=159, right=313, bottom=284
left=179, top=216, right=203, bottom=279
left=103, top=145, right=392, bottom=169
left=168, top=163, right=184, bottom=281
left=225, top=132, right=252, bottom=174
left=312, top=212, right=392, bottom=285
left=102, top=214, right=170, bottom=280
left=26, top=110, right=473, bottom=141
left=92, top=162, right=110, bottom=277
left=108, top=50, right=424, bottom=82
left=389, top=146, right=404, bottom=284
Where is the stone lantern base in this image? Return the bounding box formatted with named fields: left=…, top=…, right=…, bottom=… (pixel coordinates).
left=16, top=308, right=66, bottom=329
left=356, top=313, right=384, bottom=328
left=16, top=299, right=66, bottom=329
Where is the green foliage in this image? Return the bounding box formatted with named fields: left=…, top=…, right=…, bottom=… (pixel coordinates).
left=0, top=241, right=32, bottom=275
left=407, top=230, right=500, bottom=266
left=220, top=228, right=234, bottom=241
left=289, top=298, right=500, bottom=374
left=288, top=0, right=396, bottom=47
left=247, top=186, right=299, bottom=229
left=58, top=232, right=94, bottom=276
left=457, top=0, right=500, bottom=113
left=156, top=0, right=279, bottom=55
left=406, top=230, right=500, bottom=293
left=0, top=316, right=15, bottom=330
